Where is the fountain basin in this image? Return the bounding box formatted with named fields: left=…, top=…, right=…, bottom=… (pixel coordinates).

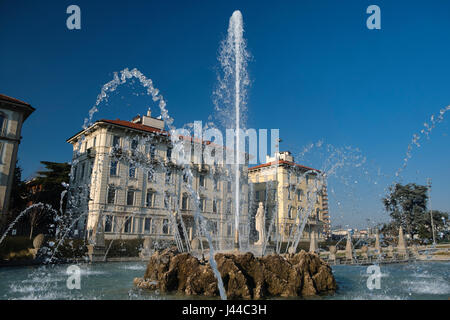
left=134, top=247, right=336, bottom=299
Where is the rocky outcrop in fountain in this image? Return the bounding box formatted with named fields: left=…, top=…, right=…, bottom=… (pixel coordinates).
left=134, top=247, right=336, bottom=299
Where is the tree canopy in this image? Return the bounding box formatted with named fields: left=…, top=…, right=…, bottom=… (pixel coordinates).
left=382, top=183, right=449, bottom=242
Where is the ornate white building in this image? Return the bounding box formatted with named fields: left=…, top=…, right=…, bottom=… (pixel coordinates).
left=67, top=110, right=249, bottom=250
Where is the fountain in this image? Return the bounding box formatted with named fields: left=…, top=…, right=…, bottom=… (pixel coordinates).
left=132, top=10, right=336, bottom=299
left=2, top=5, right=449, bottom=302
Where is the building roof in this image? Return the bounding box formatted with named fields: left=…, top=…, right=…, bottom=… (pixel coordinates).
left=67, top=118, right=167, bottom=143
left=248, top=160, right=320, bottom=173
left=0, top=94, right=35, bottom=120
left=68, top=118, right=220, bottom=146
left=0, top=94, right=31, bottom=106
left=67, top=118, right=249, bottom=157
left=100, top=119, right=167, bottom=135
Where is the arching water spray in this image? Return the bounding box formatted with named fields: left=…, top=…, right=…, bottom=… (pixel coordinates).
left=80, top=67, right=227, bottom=299
left=395, top=105, right=450, bottom=179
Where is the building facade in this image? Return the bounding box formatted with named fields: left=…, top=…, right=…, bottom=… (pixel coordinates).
left=248, top=151, right=330, bottom=245
left=0, top=94, right=35, bottom=217
left=67, top=110, right=249, bottom=250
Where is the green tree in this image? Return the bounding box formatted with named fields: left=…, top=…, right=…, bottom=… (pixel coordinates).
left=25, top=161, right=71, bottom=238
left=382, top=183, right=428, bottom=238
left=8, top=161, right=27, bottom=213
left=416, top=210, right=449, bottom=242
left=2, top=162, right=27, bottom=234
left=30, top=161, right=71, bottom=210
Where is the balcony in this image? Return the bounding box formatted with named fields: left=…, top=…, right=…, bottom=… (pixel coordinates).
left=86, top=147, right=95, bottom=158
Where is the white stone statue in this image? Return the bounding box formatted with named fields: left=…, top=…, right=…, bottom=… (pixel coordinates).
left=255, top=202, right=265, bottom=246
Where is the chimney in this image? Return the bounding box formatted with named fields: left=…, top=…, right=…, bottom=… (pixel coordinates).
left=131, top=114, right=142, bottom=124
left=142, top=108, right=164, bottom=130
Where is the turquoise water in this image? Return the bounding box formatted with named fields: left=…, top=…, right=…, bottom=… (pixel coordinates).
left=0, top=261, right=448, bottom=300
left=326, top=262, right=450, bottom=300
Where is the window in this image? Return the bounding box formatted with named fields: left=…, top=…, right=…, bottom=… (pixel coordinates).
left=124, top=217, right=131, bottom=233
left=255, top=191, right=260, bottom=201
left=150, top=144, right=156, bottom=158
left=199, top=175, right=205, bottom=188
left=110, top=161, right=118, bottom=176
left=107, top=186, right=116, bottom=204
left=0, top=142, right=4, bottom=164
left=288, top=207, right=294, bottom=219
left=183, top=173, right=189, bottom=183
left=104, top=215, right=113, bottom=232
left=167, top=147, right=172, bottom=160
left=164, top=191, right=171, bottom=209
left=80, top=163, right=85, bottom=180
left=144, top=218, right=151, bottom=233
left=0, top=112, right=6, bottom=136
left=181, top=193, right=189, bottom=210
left=209, top=221, right=218, bottom=235
left=146, top=190, right=155, bottom=207
left=129, top=165, right=136, bottom=178
left=226, top=199, right=232, bottom=214
left=212, top=200, right=217, bottom=213
left=112, top=135, right=120, bottom=147
left=165, top=170, right=172, bottom=184
left=227, top=181, right=232, bottom=192
left=127, top=189, right=135, bottom=206
left=200, top=197, right=206, bottom=212
left=287, top=187, right=291, bottom=200
left=297, top=189, right=303, bottom=201
left=131, top=139, right=138, bottom=150
left=147, top=170, right=155, bottom=182
left=162, top=219, right=170, bottom=234
left=93, top=136, right=97, bottom=147
left=227, top=223, right=232, bottom=237
left=73, top=165, right=78, bottom=182
left=306, top=175, right=310, bottom=185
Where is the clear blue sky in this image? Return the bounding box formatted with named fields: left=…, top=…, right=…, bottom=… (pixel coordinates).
left=1, top=0, right=449, bottom=227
